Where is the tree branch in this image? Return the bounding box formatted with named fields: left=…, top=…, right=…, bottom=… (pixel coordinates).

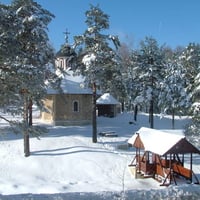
left=0, top=115, right=11, bottom=123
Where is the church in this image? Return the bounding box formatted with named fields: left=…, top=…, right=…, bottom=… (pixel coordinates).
left=41, top=34, right=94, bottom=125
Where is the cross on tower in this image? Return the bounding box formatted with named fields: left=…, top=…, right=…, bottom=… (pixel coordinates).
left=63, top=28, right=70, bottom=44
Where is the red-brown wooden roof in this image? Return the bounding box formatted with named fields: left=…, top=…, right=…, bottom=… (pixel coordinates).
left=128, top=127, right=200, bottom=155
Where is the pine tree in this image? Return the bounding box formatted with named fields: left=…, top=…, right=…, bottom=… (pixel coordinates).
left=182, top=43, right=200, bottom=136
left=181, top=43, right=200, bottom=96
left=158, top=52, right=190, bottom=129
left=0, top=3, right=22, bottom=114
left=190, top=71, right=200, bottom=135
left=192, top=70, right=200, bottom=135
left=74, top=4, right=120, bottom=143
left=117, top=43, right=136, bottom=112
left=134, top=37, right=165, bottom=128
left=0, top=0, right=59, bottom=156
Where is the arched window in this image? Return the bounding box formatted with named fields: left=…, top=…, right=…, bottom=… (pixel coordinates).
left=73, top=100, right=79, bottom=112
left=60, top=59, right=63, bottom=68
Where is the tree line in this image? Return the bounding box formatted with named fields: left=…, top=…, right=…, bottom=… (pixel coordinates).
left=71, top=4, right=199, bottom=136
left=115, top=39, right=199, bottom=134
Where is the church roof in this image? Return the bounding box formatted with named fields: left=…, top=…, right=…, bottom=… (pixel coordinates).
left=47, top=70, right=93, bottom=95
left=56, top=44, right=76, bottom=58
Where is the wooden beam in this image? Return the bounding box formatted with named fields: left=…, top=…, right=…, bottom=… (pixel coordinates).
left=190, top=153, right=193, bottom=182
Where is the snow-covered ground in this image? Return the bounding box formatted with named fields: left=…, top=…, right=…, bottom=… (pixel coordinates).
left=0, top=111, right=199, bottom=200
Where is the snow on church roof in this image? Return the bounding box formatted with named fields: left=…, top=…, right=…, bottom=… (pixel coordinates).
left=96, top=93, right=120, bottom=105
left=128, top=127, right=186, bottom=155
left=47, top=70, right=93, bottom=94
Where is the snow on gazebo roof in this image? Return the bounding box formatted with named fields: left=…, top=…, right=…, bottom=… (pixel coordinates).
left=128, top=127, right=200, bottom=156
left=96, top=93, right=120, bottom=105
left=47, top=70, right=93, bottom=95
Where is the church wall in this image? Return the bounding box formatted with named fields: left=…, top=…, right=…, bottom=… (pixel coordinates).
left=41, top=94, right=92, bottom=126
left=41, top=95, right=55, bottom=122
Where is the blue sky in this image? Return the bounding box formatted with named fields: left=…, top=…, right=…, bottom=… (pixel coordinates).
left=1, top=0, right=200, bottom=51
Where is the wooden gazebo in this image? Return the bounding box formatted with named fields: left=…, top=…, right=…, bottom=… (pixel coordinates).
left=128, top=127, right=200, bottom=186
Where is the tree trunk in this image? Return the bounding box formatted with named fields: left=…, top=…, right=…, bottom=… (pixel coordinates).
left=24, top=94, right=30, bottom=157
left=24, top=130, right=30, bottom=157
left=149, top=99, right=154, bottom=128
left=134, top=104, right=138, bottom=121
left=172, top=108, right=175, bottom=129
left=28, top=99, right=33, bottom=126
left=149, top=57, right=154, bottom=129
left=92, top=82, right=97, bottom=143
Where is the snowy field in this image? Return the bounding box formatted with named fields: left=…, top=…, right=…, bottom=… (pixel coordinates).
left=0, top=111, right=200, bottom=200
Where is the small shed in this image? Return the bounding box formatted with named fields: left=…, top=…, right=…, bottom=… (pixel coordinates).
left=128, top=127, right=200, bottom=186
left=96, top=93, right=121, bottom=117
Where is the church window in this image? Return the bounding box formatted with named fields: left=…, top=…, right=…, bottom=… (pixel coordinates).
left=60, top=59, right=63, bottom=68
left=73, top=100, right=79, bottom=112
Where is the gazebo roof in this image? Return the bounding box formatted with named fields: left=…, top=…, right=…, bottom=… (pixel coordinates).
left=128, top=127, right=200, bottom=156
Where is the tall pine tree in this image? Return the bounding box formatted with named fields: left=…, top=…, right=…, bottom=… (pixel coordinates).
left=0, top=0, right=60, bottom=156
left=134, top=37, right=165, bottom=128
left=159, top=52, right=189, bottom=129
left=182, top=43, right=200, bottom=136
left=0, top=3, right=21, bottom=114
left=74, top=4, right=120, bottom=142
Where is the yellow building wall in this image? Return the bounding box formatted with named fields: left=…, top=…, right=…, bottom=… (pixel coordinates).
left=41, top=94, right=92, bottom=125
left=41, top=95, right=54, bottom=122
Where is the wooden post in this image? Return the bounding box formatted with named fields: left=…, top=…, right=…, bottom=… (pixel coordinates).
left=190, top=153, right=193, bottom=183
left=169, top=154, right=172, bottom=184
left=138, top=148, right=141, bottom=172
left=182, top=154, right=185, bottom=167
